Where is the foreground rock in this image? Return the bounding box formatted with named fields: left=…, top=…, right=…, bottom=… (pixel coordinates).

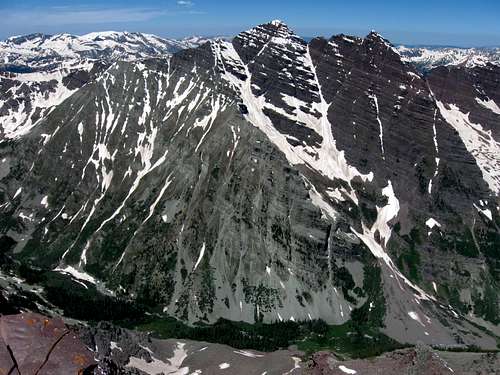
left=305, top=344, right=500, bottom=375
left=0, top=312, right=499, bottom=374
left=0, top=312, right=304, bottom=374
left=77, top=321, right=304, bottom=374
left=0, top=312, right=96, bottom=374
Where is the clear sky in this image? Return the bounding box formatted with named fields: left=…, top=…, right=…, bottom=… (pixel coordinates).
left=1, top=0, right=499, bottom=46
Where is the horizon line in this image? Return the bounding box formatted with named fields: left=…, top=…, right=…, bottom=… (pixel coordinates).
left=2, top=29, right=500, bottom=49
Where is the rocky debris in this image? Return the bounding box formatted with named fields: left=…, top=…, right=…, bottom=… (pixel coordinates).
left=306, top=345, right=500, bottom=375
left=0, top=312, right=96, bottom=374
left=75, top=320, right=304, bottom=374
left=305, top=344, right=456, bottom=374
left=437, top=350, right=500, bottom=375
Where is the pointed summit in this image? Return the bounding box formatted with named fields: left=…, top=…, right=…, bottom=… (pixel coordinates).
left=366, top=30, right=393, bottom=47
left=270, top=19, right=287, bottom=27
left=264, top=19, right=294, bottom=34
left=233, top=19, right=304, bottom=63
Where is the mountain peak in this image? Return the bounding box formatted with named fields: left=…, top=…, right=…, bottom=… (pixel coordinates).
left=270, top=19, right=287, bottom=27
left=366, top=30, right=392, bottom=45
left=261, top=19, right=294, bottom=34
left=5, top=33, right=52, bottom=44
left=233, top=19, right=304, bottom=63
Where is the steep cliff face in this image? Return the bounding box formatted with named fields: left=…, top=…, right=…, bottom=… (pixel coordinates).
left=0, top=21, right=498, bottom=349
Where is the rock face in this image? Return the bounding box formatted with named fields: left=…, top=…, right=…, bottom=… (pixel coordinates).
left=0, top=312, right=96, bottom=374
left=0, top=61, right=109, bottom=138
left=0, top=21, right=499, bottom=349
left=305, top=344, right=500, bottom=375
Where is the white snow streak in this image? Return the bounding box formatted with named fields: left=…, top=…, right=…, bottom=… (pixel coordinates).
left=428, top=109, right=440, bottom=194
left=476, top=97, right=500, bottom=115
left=193, top=242, right=206, bottom=271
left=368, top=93, right=385, bottom=160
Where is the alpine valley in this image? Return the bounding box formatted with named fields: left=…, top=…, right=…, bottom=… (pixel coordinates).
left=0, top=21, right=499, bottom=374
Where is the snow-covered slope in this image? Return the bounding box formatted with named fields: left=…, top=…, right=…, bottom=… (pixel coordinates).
left=398, top=45, right=500, bottom=71
left=0, top=31, right=187, bottom=71
left=179, top=35, right=231, bottom=48
left=0, top=31, right=188, bottom=138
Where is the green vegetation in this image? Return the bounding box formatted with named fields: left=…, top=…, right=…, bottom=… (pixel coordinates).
left=351, top=179, right=387, bottom=228
left=197, top=265, right=216, bottom=315
left=332, top=266, right=358, bottom=304
left=350, top=261, right=386, bottom=330
left=124, top=251, right=400, bottom=358
left=129, top=316, right=405, bottom=358
left=242, top=279, right=280, bottom=322
left=131, top=317, right=314, bottom=352
left=16, top=265, right=146, bottom=322
left=443, top=284, right=471, bottom=315
left=296, top=321, right=406, bottom=358
left=415, top=157, right=433, bottom=195
left=397, top=228, right=422, bottom=282
left=436, top=229, right=479, bottom=258
left=475, top=225, right=500, bottom=281
left=472, top=283, right=500, bottom=324
left=294, top=256, right=401, bottom=358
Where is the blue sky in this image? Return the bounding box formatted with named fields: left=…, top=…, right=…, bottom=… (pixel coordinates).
left=0, top=0, right=499, bottom=46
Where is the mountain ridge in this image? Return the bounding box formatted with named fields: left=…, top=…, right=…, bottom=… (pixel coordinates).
left=2, top=29, right=500, bottom=74
left=0, top=20, right=499, bottom=355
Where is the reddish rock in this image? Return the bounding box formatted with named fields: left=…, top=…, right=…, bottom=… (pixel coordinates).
left=0, top=312, right=97, bottom=375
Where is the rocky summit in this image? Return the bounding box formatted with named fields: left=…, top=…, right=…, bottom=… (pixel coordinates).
left=0, top=20, right=499, bottom=374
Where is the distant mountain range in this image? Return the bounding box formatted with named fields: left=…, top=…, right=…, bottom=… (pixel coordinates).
left=0, top=31, right=226, bottom=72
left=1, top=31, right=499, bottom=73
left=397, top=45, right=500, bottom=71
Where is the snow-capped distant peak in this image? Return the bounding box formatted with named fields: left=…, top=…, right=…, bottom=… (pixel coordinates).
left=397, top=45, right=500, bottom=72
left=0, top=31, right=187, bottom=72
left=270, top=19, right=286, bottom=27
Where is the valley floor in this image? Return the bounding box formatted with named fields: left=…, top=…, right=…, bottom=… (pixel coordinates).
left=1, top=311, right=499, bottom=374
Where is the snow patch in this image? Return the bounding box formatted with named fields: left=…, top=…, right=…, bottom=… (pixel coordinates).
left=339, top=365, right=357, bottom=374
left=473, top=203, right=493, bottom=221
left=436, top=101, right=500, bottom=193
left=425, top=218, right=441, bottom=229
left=408, top=311, right=426, bottom=327
left=233, top=350, right=264, bottom=358
left=55, top=265, right=97, bottom=285
left=41, top=195, right=49, bottom=208
left=476, top=97, right=500, bottom=115
left=193, top=242, right=206, bottom=271
left=127, top=342, right=189, bottom=375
